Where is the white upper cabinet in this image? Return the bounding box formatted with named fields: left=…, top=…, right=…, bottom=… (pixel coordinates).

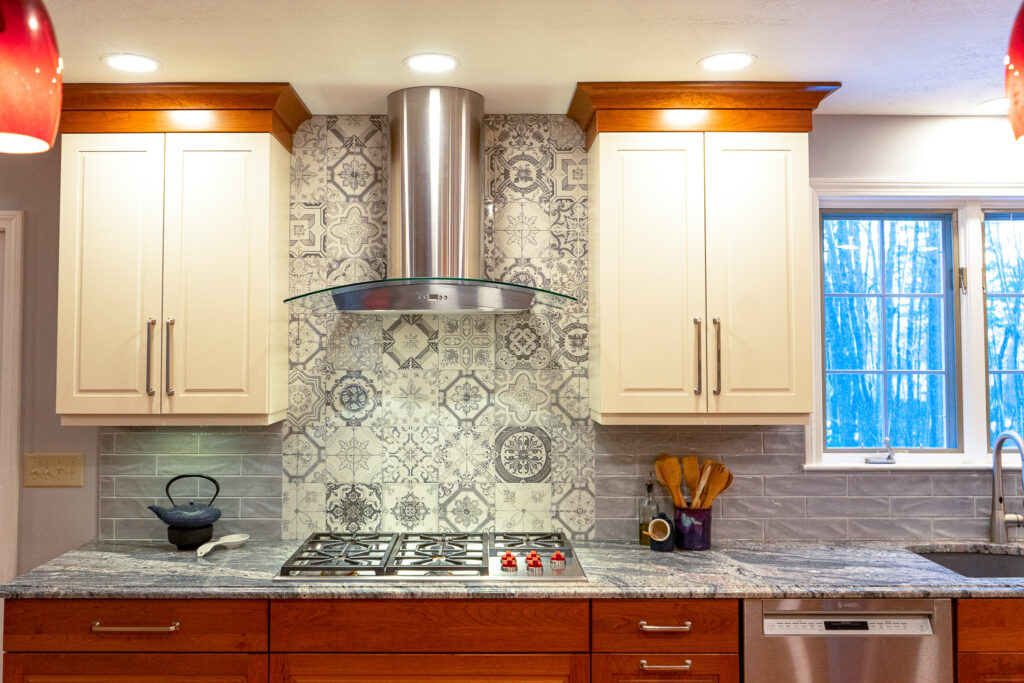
left=589, top=131, right=813, bottom=424
left=57, top=133, right=289, bottom=426
left=704, top=133, right=812, bottom=415
left=589, top=133, right=707, bottom=417
left=56, top=134, right=165, bottom=416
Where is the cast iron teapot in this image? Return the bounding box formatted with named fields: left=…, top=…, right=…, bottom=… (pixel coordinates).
left=148, top=473, right=222, bottom=550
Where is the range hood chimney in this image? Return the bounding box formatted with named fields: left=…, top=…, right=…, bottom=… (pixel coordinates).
left=286, top=86, right=573, bottom=314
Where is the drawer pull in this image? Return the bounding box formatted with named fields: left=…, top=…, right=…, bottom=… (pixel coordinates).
left=91, top=621, right=180, bottom=633
left=638, top=619, right=692, bottom=632
left=640, top=659, right=692, bottom=671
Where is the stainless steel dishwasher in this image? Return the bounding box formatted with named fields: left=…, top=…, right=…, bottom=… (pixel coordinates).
left=744, top=598, right=953, bottom=682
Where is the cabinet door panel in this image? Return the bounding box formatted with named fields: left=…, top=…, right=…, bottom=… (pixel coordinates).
left=271, top=654, right=589, bottom=683
left=3, top=653, right=267, bottom=683
left=56, top=134, right=165, bottom=415
left=704, top=133, right=811, bottom=413
left=590, top=133, right=706, bottom=417
left=592, top=654, right=739, bottom=683
left=959, top=653, right=1024, bottom=682
left=162, top=133, right=270, bottom=414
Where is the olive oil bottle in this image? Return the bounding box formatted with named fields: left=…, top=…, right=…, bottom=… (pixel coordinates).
left=638, top=472, right=659, bottom=546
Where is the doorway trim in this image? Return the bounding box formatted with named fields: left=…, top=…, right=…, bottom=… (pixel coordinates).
left=0, top=211, right=24, bottom=582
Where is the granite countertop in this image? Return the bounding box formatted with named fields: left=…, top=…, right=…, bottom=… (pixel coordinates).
left=4, top=539, right=1024, bottom=600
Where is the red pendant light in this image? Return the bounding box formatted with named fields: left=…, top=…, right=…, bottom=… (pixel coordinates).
left=1008, top=2, right=1024, bottom=138
left=0, top=0, right=61, bottom=154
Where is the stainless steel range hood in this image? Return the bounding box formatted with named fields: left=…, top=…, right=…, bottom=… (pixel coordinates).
left=286, top=86, right=574, bottom=314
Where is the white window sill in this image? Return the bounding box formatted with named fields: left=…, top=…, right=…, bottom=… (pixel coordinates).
left=807, top=452, right=1023, bottom=472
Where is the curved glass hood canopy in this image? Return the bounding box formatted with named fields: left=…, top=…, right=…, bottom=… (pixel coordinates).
left=286, top=86, right=574, bottom=315
left=285, top=278, right=575, bottom=315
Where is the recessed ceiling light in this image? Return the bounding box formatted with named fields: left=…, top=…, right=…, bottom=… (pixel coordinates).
left=403, top=53, right=458, bottom=73
left=101, top=53, right=160, bottom=73
left=981, top=96, right=1010, bottom=114
left=698, top=52, right=757, bottom=72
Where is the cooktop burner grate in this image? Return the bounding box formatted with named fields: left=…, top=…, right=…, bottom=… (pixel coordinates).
left=490, top=532, right=570, bottom=550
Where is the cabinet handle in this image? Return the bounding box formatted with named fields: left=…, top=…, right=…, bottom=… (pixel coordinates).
left=712, top=316, right=722, bottom=396
left=145, top=318, right=156, bottom=396
left=693, top=317, right=703, bottom=395
left=91, top=621, right=180, bottom=633
left=165, top=317, right=175, bottom=396
left=638, top=620, right=692, bottom=632
left=639, top=659, right=692, bottom=671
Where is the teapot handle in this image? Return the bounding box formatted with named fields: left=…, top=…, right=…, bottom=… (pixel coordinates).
left=165, top=473, right=220, bottom=507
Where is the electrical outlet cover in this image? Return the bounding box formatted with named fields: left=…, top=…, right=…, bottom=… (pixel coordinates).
left=24, top=452, right=84, bottom=488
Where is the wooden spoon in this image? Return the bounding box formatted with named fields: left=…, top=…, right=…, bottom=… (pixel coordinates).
left=700, top=464, right=734, bottom=508
left=681, top=456, right=700, bottom=502
left=691, top=461, right=713, bottom=508
left=654, top=454, right=686, bottom=508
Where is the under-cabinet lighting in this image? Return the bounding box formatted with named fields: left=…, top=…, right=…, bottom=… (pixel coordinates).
left=102, top=53, right=160, bottom=72
left=403, top=53, right=458, bottom=73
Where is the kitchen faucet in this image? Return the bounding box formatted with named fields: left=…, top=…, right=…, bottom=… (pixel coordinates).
left=990, top=430, right=1024, bottom=543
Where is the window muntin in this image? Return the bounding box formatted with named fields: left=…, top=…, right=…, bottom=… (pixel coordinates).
left=821, top=212, right=959, bottom=450
left=984, top=212, right=1024, bottom=446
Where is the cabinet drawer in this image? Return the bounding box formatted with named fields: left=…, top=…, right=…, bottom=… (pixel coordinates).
left=592, top=653, right=740, bottom=683
left=592, top=600, right=739, bottom=653
left=3, top=599, right=268, bottom=652
left=270, top=599, right=589, bottom=652
left=959, top=599, right=1024, bottom=652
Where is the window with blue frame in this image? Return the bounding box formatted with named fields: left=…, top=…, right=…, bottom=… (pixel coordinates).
left=984, top=212, right=1024, bottom=446
left=821, top=212, right=959, bottom=450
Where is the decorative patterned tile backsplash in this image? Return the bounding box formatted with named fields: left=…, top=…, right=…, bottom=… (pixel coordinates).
left=97, top=113, right=1019, bottom=544
left=280, top=113, right=593, bottom=540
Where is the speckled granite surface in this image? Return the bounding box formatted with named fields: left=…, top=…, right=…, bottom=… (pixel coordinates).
left=4, top=540, right=1024, bottom=600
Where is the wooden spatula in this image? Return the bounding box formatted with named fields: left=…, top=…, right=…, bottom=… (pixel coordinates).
left=681, top=456, right=700, bottom=503
left=654, top=454, right=686, bottom=508
left=691, top=461, right=713, bottom=509
left=699, top=463, right=733, bottom=508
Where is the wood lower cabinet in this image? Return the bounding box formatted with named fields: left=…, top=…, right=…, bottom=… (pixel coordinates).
left=4, top=653, right=268, bottom=683
left=3, top=599, right=269, bottom=683
left=591, top=600, right=740, bottom=683
left=271, top=654, right=589, bottom=683
left=958, top=599, right=1024, bottom=682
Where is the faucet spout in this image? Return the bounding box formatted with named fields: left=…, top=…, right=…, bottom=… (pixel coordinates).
left=991, top=430, right=1024, bottom=543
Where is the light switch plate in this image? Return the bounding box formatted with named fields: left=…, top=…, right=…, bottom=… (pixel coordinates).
left=23, top=452, right=84, bottom=487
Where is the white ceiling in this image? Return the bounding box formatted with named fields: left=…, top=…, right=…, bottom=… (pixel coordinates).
left=49, top=0, right=1021, bottom=116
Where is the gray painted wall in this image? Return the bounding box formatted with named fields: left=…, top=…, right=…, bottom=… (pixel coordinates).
left=0, top=140, right=100, bottom=573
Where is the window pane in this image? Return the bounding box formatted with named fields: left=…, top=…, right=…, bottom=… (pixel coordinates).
left=822, top=219, right=881, bottom=294
left=886, top=297, right=946, bottom=371
left=825, top=297, right=881, bottom=370
left=989, top=373, right=1024, bottom=445
left=884, top=219, right=944, bottom=294
left=985, top=217, right=1024, bottom=294
left=987, top=298, right=1024, bottom=371
left=825, top=373, right=882, bottom=448
left=888, top=374, right=948, bottom=449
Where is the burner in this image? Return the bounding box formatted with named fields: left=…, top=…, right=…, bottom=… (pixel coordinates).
left=279, top=533, right=397, bottom=577
left=391, top=533, right=487, bottom=571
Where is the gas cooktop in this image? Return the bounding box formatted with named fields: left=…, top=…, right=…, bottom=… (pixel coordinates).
left=276, top=531, right=586, bottom=582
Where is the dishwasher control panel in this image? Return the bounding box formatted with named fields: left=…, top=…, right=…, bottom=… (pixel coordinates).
left=764, top=614, right=933, bottom=636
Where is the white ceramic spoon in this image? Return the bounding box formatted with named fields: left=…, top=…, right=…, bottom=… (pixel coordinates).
left=196, top=533, right=250, bottom=558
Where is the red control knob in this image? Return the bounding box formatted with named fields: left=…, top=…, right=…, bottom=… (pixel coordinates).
left=550, top=551, right=566, bottom=569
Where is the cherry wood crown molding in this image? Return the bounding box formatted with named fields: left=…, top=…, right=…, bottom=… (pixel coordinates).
left=567, top=81, right=841, bottom=149
left=60, top=83, right=312, bottom=152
